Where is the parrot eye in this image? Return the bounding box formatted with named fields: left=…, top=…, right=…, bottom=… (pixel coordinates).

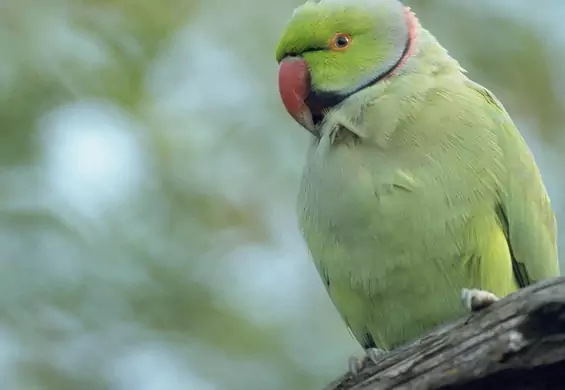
left=330, top=33, right=351, bottom=51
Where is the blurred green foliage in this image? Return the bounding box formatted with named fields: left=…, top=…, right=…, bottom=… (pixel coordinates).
left=0, top=0, right=563, bottom=389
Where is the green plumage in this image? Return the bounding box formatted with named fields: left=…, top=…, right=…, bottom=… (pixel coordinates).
left=277, top=0, right=560, bottom=351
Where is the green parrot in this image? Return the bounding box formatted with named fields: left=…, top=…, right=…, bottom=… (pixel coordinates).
left=275, top=0, right=560, bottom=372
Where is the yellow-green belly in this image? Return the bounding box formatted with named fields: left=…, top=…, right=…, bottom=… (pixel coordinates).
left=298, top=145, right=519, bottom=350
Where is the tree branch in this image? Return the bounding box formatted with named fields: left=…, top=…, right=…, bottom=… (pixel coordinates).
left=325, top=276, right=565, bottom=390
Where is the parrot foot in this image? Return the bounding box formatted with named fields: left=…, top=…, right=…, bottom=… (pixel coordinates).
left=461, top=288, right=499, bottom=312
left=367, top=347, right=386, bottom=364
left=348, top=348, right=386, bottom=375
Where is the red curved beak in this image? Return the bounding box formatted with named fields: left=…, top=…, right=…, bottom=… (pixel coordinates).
left=278, top=57, right=315, bottom=133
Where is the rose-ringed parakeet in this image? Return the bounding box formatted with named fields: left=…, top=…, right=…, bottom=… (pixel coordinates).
left=275, top=0, right=560, bottom=372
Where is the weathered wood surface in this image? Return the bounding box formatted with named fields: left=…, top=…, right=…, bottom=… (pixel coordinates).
left=326, top=276, right=565, bottom=390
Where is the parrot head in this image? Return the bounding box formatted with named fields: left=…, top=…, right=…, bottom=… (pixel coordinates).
left=275, top=0, right=417, bottom=135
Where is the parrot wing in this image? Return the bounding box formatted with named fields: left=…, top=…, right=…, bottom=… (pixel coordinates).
left=470, top=81, right=559, bottom=287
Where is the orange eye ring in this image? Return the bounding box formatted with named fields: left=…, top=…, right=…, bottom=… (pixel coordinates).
left=329, top=33, right=352, bottom=51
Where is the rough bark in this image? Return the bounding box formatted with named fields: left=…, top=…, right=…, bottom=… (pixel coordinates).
left=325, top=276, right=565, bottom=390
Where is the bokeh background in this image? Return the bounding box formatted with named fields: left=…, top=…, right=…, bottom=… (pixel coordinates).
left=1, top=0, right=565, bottom=389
